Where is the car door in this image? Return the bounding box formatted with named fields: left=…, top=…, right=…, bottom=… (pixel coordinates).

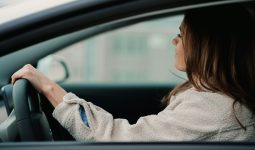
left=0, top=0, right=255, bottom=150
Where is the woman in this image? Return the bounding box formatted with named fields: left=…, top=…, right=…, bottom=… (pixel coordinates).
left=11, top=4, right=255, bottom=141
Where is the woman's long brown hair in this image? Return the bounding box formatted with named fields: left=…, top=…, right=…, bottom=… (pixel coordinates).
left=162, top=4, right=255, bottom=129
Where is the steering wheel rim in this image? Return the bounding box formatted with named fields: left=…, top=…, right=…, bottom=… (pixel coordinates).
left=13, top=79, right=53, bottom=141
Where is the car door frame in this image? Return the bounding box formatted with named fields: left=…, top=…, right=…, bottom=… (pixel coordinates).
left=0, top=0, right=255, bottom=149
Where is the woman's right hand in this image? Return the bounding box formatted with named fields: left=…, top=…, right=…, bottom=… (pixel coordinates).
left=11, top=64, right=67, bottom=107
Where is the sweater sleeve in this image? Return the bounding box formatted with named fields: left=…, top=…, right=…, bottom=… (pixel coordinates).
left=52, top=92, right=221, bottom=142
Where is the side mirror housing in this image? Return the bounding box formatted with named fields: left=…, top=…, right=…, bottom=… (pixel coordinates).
left=37, top=55, right=69, bottom=83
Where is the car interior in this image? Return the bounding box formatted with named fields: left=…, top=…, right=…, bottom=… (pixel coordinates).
left=0, top=15, right=176, bottom=141
left=0, top=0, right=255, bottom=150
left=0, top=0, right=186, bottom=142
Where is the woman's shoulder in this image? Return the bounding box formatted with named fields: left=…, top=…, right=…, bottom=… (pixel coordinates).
left=168, top=88, right=232, bottom=115
left=173, top=87, right=233, bottom=104
left=174, top=87, right=241, bottom=111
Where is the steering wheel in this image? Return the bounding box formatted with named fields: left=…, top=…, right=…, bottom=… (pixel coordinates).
left=13, top=79, right=53, bottom=141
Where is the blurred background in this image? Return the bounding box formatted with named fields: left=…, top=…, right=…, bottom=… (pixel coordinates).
left=38, top=15, right=187, bottom=85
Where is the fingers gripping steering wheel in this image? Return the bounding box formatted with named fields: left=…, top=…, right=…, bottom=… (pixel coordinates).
left=13, top=79, right=53, bottom=141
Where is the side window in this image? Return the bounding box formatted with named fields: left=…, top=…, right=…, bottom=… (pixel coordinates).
left=38, top=15, right=186, bottom=85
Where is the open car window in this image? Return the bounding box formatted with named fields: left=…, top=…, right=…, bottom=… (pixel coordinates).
left=37, top=15, right=186, bottom=85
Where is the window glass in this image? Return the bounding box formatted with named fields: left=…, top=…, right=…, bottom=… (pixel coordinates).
left=38, top=15, right=187, bottom=85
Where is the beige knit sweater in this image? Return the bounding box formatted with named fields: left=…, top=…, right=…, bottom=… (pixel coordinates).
left=52, top=88, right=255, bottom=141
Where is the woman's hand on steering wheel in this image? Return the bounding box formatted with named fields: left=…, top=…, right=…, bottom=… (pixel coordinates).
left=11, top=64, right=67, bottom=107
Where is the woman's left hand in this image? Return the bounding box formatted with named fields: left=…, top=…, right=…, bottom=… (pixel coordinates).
left=11, top=64, right=67, bottom=107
